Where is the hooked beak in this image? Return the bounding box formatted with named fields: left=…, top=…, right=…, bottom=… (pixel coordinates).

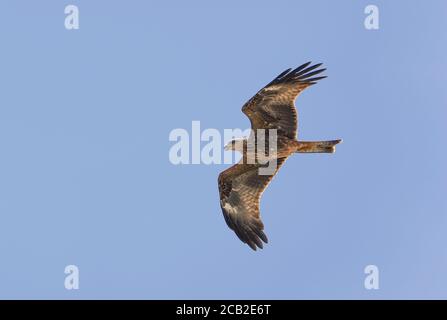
left=224, top=143, right=232, bottom=151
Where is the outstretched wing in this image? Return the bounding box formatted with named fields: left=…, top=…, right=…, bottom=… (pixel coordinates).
left=218, top=157, right=287, bottom=250
left=242, top=62, right=326, bottom=139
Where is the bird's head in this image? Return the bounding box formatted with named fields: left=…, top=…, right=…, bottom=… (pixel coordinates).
left=224, top=138, right=247, bottom=153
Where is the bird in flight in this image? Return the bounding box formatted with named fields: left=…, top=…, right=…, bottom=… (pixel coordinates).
left=218, top=62, right=342, bottom=250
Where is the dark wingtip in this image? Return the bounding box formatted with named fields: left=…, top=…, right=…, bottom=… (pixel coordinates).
left=267, top=61, right=328, bottom=87
left=293, top=61, right=312, bottom=73
left=230, top=224, right=267, bottom=251
left=306, top=75, right=327, bottom=83
left=247, top=242, right=258, bottom=251
left=269, top=62, right=327, bottom=86
left=259, top=231, right=268, bottom=244
left=296, top=62, right=326, bottom=85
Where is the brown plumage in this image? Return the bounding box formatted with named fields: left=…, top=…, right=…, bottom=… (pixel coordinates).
left=218, top=62, right=342, bottom=250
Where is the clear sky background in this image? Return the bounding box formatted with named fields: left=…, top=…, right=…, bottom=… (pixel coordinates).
left=1, top=1, right=446, bottom=299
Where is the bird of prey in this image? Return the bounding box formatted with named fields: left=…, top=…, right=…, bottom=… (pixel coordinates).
left=218, top=62, right=341, bottom=250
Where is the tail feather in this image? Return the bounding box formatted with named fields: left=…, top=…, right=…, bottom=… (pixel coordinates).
left=295, top=139, right=342, bottom=153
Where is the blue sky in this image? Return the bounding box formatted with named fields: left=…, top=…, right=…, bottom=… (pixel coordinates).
left=0, top=1, right=447, bottom=299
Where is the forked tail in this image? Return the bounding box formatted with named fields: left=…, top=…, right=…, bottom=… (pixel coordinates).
left=294, top=139, right=342, bottom=153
